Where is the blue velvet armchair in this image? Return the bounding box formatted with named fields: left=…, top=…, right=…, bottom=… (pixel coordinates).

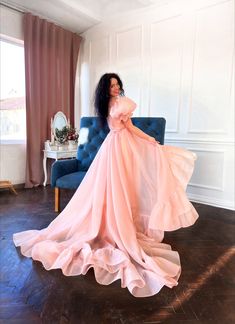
left=51, top=117, right=166, bottom=212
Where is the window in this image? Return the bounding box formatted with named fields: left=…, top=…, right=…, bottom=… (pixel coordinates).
left=0, top=39, right=26, bottom=143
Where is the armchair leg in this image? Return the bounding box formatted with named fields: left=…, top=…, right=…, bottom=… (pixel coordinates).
left=55, top=187, right=60, bottom=212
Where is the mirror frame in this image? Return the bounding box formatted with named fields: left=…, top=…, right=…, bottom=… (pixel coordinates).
left=52, top=112, right=68, bottom=131
left=51, top=111, right=69, bottom=144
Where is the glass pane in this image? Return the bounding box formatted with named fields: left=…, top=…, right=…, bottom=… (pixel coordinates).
left=0, top=40, right=26, bottom=140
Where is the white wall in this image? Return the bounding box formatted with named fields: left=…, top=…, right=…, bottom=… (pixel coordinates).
left=79, top=0, right=234, bottom=210
left=0, top=5, right=24, bottom=40
left=0, top=144, right=26, bottom=184
left=0, top=5, right=25, bottom=185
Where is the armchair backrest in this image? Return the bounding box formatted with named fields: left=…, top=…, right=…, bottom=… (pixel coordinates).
left=131, top=117, right=166, bottom=145
left=77, top=117, right=166, bottom=171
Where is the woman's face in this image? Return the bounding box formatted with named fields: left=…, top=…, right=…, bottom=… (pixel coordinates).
left=109, top=78, right=120, bottom=97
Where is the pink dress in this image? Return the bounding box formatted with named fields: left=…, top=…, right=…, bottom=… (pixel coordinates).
left=13, top=96, right=199, bottom=297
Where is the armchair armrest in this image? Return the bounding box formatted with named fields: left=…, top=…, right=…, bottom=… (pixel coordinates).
left=51, top=159, right=78, bottom=187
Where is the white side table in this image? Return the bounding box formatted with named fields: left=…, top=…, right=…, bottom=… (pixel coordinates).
left=43, top=149, right=77, bottom=186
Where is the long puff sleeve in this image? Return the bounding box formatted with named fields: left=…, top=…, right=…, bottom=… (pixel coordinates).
left=110, top=96, right=157, bottom=144
left=109, top=97, right=137, bottom=121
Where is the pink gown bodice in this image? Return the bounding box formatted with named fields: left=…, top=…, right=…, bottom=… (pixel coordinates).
left=107, top=96, right=137, bottom=131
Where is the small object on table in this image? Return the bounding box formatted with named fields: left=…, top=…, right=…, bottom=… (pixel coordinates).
left=0, top=180, right=18, bottom=195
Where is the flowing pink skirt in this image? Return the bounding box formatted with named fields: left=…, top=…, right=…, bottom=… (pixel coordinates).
left=13, top=127, right=199, bottom=297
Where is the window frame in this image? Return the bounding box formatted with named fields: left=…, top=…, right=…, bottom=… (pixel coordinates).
left=0, top=35, right=26, bottom=145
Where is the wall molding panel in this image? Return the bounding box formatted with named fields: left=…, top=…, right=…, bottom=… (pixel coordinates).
left=186, top=148, right=225, bottom=191
left=80, top=0, right=235, bottom=210
left=187, top=0, right=234, bottom=135
left=149, top=14, right=183, bottom=133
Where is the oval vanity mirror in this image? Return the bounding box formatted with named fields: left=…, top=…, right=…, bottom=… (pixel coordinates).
left=53, top=111, right=67, bottom=131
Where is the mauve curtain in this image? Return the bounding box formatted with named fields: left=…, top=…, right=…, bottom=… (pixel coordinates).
left=24, top=13, right=82, bottom=188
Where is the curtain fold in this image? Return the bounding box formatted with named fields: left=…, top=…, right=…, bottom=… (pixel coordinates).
left=24, top=13, right=82, bottom=188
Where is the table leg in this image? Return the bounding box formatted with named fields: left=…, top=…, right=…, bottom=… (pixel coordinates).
left=43, top=153, right=47, bottom=186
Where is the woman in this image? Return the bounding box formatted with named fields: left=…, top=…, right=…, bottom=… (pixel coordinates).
left=13, top=73, right=199, bottom=297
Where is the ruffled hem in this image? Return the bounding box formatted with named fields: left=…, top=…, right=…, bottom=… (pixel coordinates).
left=13, top=231, right=181, bottom=298
left=147, top=145, right=199, bottom=232
left=148, top=186, right=199, bottom=232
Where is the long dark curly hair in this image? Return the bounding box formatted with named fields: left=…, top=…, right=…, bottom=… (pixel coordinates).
left=94, top=73, right=125, bottom=127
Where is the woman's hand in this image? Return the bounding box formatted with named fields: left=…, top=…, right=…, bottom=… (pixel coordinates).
left=148, top=136, right=159, bottom=144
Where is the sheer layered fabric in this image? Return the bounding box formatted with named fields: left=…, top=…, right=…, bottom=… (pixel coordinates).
left=13, top=97, right=198, bottom=297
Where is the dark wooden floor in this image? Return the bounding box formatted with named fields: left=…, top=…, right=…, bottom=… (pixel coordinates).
left=0, top=187, right=234, bottom=324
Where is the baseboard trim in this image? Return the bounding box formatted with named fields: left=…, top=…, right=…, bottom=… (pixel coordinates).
left=13, top=183, right=25, bottom=189
left=0, top=183, right=25, bottom=191
left=188, top=193, right=235, bottom=211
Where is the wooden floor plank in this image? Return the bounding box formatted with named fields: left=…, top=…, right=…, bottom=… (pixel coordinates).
left=0, top=187, right=234, bottom=323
